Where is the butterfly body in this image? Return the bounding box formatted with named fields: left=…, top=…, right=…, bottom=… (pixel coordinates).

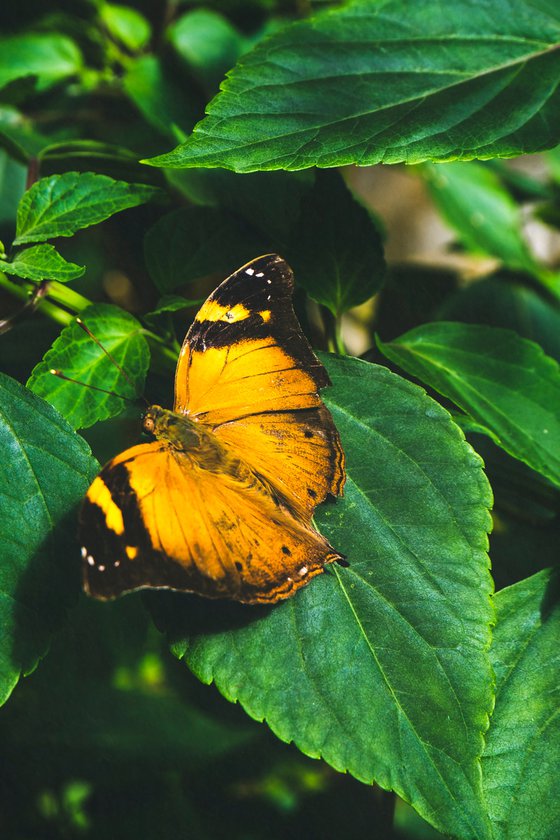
left=80, top=255, right=345, bottom=604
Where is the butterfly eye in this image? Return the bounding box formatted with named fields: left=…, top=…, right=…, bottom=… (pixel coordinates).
left=143, top=416, right=155, bottom=434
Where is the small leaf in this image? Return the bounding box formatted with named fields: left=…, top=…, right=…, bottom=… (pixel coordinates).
left=100, top=3, right=151, bottom=52
left=123, top=55, right=199, bottom=139
left=145, top=295, right=203, bottom=319
left=421, top=162, right=538, bottom=274
left=38, top=140, right=163, bottom=185
left=0, top=244, right=84, bottom=282
left=14, top=172, right=160, bottom=245
left=0, top=33, right=82, bottom=93
left=151, top=355, right=494, bottom=839
left=288, top=171, right=385, bottom=316
left=144, top=206, right=265, bottom=294
left=379, top=322, right=560, bottom=487
left=0, top=373, right=98, bottom=706
left=145, top=0, right=560, bottom=172
left=27, top=304, right=150, bottom=430
left=483, top=570, right=560, bottom=840
left=169, top=9, right=245, bottom=90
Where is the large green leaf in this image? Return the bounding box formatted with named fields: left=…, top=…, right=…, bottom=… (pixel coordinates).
left=27, top=304, right=150, bottom=430
left=150, top=355, right=494, bottom=839
left=14, top=172, right=160, bottom=245
left=0, top=33, right=82, bottom=93
left=0, top=374, right=97, bottom=706
left=143, top=206, right=265, bottom=294
left=379, top=322, right=560, bottom=488
left=146, top=0, right=560, bottom=172
left=288, top=171, right=385, bottom=316
left=483, top=570, right=560, bottom=840
left=0, top=244, right=84, bottom=283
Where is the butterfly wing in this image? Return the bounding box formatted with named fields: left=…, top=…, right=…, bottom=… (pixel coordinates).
left=80, top=440, right=339, bottom=603
left=174, top=254, right=345, bottom=519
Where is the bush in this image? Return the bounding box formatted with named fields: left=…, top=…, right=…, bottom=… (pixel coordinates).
left=1, top=1, right=559, bottom=838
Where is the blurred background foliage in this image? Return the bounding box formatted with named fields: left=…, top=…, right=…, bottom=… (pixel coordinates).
left=0, top=1, right=559, bottom=837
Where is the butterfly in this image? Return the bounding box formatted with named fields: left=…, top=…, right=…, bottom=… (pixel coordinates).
left=79, top=254, right=346, bottom=604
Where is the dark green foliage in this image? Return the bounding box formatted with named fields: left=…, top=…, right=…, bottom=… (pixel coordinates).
left=0, top=2, right=559, bottom=838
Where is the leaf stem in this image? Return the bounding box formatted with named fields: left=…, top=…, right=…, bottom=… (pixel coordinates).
left=322, top=305, right=346, bottom=355
left=0, top=273, right=73, bottom=327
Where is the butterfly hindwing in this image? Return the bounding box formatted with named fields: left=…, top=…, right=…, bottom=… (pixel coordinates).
left=81, top=437, right=340, bottom=603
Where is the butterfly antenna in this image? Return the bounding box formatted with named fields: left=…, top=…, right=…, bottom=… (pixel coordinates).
left=49, top=369, right=138, bottom=402
left=75, top=317, right=149, bottom=406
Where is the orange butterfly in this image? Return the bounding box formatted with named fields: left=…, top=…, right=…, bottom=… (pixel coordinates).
left=80, top=255, right=345, bottom=604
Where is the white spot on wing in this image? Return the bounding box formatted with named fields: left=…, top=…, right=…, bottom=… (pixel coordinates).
left=246, top=268, right=255, bottom=275
left=256, top=272, right=264, bottom=277
left=266, top=279, right=272, bottom=284
left=114, top=560, right=120, bottom=567
left=298, top=566, right=308, bottom=577
left=87, top=555, right=95, bottom=566
left=81, top=546, right=87, bottom=558
left=98, top=564, right=106, bottom=572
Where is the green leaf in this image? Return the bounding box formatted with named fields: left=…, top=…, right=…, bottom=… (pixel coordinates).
left=483, top=570, right=560, bottom=840
left=546, top=143, right=560, bottom=182
left=0, top=105, right=58, bottom=160
left=288, top=171, right=385, bottom=316
left=144, top=295, right=203, bottom=325
left=168, top=168, right=314, bottom=245
left=0, top=373, right=98, bottom=706
left=27, top=304, right=150, bottom=430
left=0, top=149, right=26, bottom=224
left=143, top=206, right=265, bottom=294
left=378, top=322, right=560, bottom=488
left=14, top=172, right=161, bottom=245
left=38, top=140, right=164, bottom=186
left=0, top=244, right=85, bottom=282
left=123, top=55, right=199, bottom=140
left=150, top=355, right=494, bottom=840
left=145, top=0, right=560, bottom=172
left=421, top=162, right=538, bottom=274
left=437, top=275, right=560, bottom=363
left=100, top=2, right=151, bottom=52
left=169, top=9, right=245, bottom=90
left=0, top=33, right=83, bottom=93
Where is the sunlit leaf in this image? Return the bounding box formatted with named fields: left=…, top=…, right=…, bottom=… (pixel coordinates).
left=27, top=304, right=149, bottom=430
left=146, top=0, right=560, bottom=172
left=379, top=322, right=560, bottom=487
left=15, top=172, right=160, bottom=245
left=0, top=244, right=84, bottom=282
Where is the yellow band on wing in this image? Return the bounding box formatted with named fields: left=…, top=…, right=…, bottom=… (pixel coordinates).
left=88, top=476, right=125, bottom=536
left=196, top=301, right=251, bottom=323
left=195, top=299, right=273, bottom=325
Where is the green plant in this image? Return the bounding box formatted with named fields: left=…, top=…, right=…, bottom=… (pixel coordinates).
left=1, top=1, right=559, bottom=838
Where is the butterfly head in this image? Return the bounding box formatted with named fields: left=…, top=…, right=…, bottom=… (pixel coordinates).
left=143, top=405, right=202, bottom=449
